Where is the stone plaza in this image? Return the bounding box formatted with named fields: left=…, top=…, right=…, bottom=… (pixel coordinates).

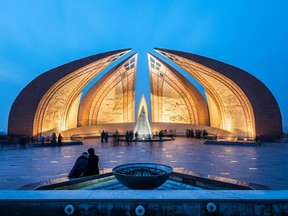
left=1, top=137, right=287, bottom=190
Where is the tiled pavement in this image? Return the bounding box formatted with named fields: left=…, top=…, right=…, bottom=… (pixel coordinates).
left=0, top=137, right=287, bottom=190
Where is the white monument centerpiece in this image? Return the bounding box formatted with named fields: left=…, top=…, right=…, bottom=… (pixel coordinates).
left=134, top=95, right=152, bottom=139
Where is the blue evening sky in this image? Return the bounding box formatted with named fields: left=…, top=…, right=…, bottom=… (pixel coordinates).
left=0, top=0, right=287, bottom=133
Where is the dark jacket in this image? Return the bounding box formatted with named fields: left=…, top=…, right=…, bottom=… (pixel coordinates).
left=68, top=156, right=89, bottom=178
left=85, top=154, right=99, bottom=176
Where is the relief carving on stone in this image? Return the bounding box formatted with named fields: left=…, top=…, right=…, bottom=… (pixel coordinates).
left=149, top=55, right=201, bottom=124
left=34, top=54, right=124, bottom=136
left=162, top=98, right=189, bottom=123
left=165, top=53, right=255, bottom=137
left=41, top=76, right=84, bottom=133
left=97, top=91, right=124, bottom=124
left=83, top=55, right=137, bottom=125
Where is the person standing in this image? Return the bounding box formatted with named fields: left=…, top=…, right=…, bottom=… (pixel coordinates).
left=100, top=130, right=105, bottom=143
left=125, top=131, right=130, bottom=146
left=20, top=135, right=26, bottom=149
left=159, top=130, right=163, bottom=142
left=105, top=131, right=109, bottom=143
left=51, top=132, right=57, bottom=145
left=58, top=133, right=62, bottom=146
left=84, top=148, right=99, bottom=176
left=41, top=136, right=45, bottom=145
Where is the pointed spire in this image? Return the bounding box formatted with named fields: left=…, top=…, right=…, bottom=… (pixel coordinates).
left=134, top=95, right=152, bottom=139
left=137, top=94, right=149, bottom=119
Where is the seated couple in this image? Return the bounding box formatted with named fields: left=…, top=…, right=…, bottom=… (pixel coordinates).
left=68, top=148, right=99, bottom=178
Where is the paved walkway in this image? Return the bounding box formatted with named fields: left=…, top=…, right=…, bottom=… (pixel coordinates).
left=0, top=137, right=287, bottom=190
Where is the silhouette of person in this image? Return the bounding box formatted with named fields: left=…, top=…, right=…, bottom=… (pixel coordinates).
left=58, top=133, right=62, bottom=146
left=20, top=135, right=26, bottom=148
left=101, top=130, right=105, bottom=143
left=159, top=130, right=163, bottom=142
left=68, top=152, right=89, bottom=178
left=51, top=132, right=57, bottom=145
left=105, top=131, right=109, bottom=143
left=84, top=148, right=99, bottom=176
left=41, top=136, right=45, bottom=145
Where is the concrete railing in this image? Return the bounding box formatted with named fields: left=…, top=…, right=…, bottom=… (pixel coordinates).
left=0, top=190, right=287, bottom=215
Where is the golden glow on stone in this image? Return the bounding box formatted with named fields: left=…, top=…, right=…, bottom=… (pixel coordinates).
left=148, top=53, right=209, bottom=125
left=33, top=51, right=130, bottom=138
left=156, top=50, right=256, bottom=138
left=78, top=53, right=137, bottom=127
left=32, top=48, right=256, bottom=140
left=65, top=93, right=82, bottom=130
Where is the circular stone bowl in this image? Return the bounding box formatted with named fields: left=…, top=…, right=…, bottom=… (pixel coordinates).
left=112, top=163, right=173, bottom=190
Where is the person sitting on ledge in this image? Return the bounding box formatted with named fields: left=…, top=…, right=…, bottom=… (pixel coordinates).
left=84, top=148, right=99, bottom=176
left=68, top=152, right=89, bottom=178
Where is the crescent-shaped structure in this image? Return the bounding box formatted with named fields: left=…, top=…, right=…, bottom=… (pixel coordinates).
left=78, top=53, right=137, bottom=126
left=148, top=53, right=209, bottom=126
left=155, top=48, right=282, bottom=141
left=8, top=49, right=131, bottom=142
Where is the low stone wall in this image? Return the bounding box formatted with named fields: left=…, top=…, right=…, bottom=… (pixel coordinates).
left=151, top=122, right=235, bottom=137
left=60, top=122, right=235, bottom=139
left=0, top=190, right=287, bottom=216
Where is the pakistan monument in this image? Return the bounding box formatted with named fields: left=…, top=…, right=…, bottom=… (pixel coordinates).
left=8, top=48, right=282, bottom=143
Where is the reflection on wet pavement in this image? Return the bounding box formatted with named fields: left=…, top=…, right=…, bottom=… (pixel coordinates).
left=0, top=137, right=287, bottom=189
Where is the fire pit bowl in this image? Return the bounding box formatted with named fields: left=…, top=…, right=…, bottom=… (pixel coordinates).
left=112, top=163, right=173, bottom=190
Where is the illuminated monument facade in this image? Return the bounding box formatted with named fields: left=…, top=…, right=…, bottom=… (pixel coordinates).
left=8, top=48, right=282, bottom=142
